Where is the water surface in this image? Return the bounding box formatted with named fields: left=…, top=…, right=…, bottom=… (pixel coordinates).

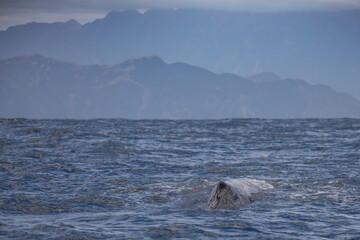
left=0, top=118, right=359, bottom=239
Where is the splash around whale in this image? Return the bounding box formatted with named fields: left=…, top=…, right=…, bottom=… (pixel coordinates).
left=208, top=178, right=273, bottom=209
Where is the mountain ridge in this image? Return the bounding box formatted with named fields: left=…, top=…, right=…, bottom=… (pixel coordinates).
left=0, top=9, right=359, bottom=100
left=1, top=55, right=360, bottom=119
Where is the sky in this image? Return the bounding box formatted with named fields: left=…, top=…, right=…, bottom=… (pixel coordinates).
left=0, top=0, right=360, bottom=30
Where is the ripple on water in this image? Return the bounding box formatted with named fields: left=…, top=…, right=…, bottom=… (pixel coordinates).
left=0, top=119, right=359, bottom=239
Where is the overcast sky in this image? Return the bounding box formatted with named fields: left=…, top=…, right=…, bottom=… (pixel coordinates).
left=1, top=0, right=360, bottom=30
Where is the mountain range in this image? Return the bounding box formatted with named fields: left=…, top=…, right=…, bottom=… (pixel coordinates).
left=0, top=9, right=359, bottom=100
left=1, top=55, right=359, bottom=119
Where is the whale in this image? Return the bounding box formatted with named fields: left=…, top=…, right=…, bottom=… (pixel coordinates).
left=208, top=179, right=262, bottom=209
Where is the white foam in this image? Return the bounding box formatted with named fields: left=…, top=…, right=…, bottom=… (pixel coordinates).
left=288, top=184, right=354, bottom=202
left=224, top=178, right=273, bottom=196
left=244, top=178, right=274, bottom=190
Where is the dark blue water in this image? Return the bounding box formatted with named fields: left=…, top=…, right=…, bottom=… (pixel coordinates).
left=1, top=118, right=359, bottom=239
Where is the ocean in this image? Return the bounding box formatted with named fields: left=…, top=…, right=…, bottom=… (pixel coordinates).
left=1, top=118, right=359, bottom=239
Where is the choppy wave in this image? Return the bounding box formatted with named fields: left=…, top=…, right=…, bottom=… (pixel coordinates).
left=0, top=118, right=359, bottom=239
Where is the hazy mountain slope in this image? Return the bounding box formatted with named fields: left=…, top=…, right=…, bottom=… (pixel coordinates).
left=0, top=9, right=359, bottom=99
left=1, top=55, right=360, bottom=119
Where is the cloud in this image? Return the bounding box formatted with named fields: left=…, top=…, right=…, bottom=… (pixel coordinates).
left=0, top=0, right=360, bottom=30
left=1, top=0, right=360, bottom=11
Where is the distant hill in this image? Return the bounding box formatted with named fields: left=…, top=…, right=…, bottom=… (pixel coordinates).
left=0, top=9, right=359, bottom=100
left=1, top=55, right=359, bottom=119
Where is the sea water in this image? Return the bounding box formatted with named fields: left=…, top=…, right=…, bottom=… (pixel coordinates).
left=0, top=118, right=359, bottom=239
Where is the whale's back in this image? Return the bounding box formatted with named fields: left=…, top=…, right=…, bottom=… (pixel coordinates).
left=208, top=179, right=264, bottom=209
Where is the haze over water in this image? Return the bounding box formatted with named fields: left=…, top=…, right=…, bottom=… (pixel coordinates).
left=1, top=0, right=360, bottom=238
left=1, top=118, right=359, bottom=239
